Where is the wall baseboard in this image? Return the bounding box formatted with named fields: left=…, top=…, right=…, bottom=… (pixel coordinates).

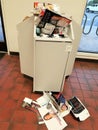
left=77, top=52, right=98, bottom=60
left=9, top=51, right=19, bottom=55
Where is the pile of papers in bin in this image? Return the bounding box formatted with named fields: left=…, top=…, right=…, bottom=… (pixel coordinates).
left=33, top=2, right=72, bottom=38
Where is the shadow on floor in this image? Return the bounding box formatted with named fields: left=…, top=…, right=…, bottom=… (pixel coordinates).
left=0, top=53, right=5, bottom=59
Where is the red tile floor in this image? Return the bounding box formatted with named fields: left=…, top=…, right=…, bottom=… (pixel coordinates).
left=0, top=53, right=98, bottom=130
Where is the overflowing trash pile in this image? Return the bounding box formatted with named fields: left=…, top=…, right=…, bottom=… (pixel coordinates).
left=22, top=3, right=90, bottom=130
left=22, top=92, right=90, bottom=130
left=33, top=2, right=72, bottom=39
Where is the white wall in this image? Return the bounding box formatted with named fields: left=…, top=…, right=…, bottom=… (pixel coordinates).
left=1, top=0, right=86, bottom=52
